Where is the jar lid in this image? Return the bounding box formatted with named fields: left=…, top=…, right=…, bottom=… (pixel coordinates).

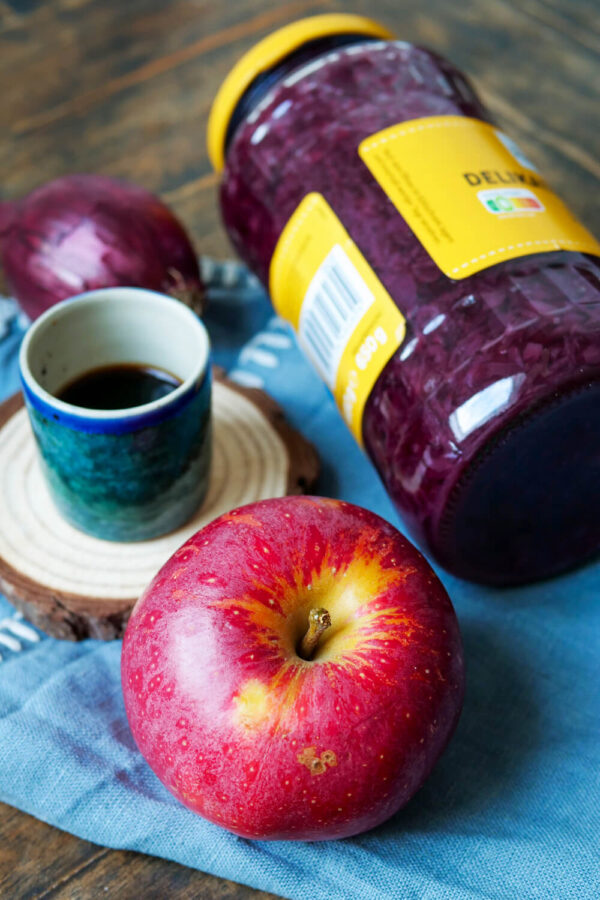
left=207, top=14, right=394, bottom=172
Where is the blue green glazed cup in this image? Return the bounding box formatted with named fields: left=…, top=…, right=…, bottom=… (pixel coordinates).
left=19, top=287, right=211, bottom=542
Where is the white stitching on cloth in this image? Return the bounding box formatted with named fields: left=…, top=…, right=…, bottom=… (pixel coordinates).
left=239, top=347, right=279, bottom=368
left=0, top=612, right=41, bottom=661
left=228, top=370, right=266, bottom=389
left=230, top=318, right=295, bottom=389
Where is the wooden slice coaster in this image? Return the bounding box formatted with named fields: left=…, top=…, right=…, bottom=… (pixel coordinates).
left=0, top=372, right=319, bottom=641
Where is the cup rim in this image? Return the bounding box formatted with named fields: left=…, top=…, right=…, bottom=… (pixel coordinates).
left=19, top=286, right=210, bottom=423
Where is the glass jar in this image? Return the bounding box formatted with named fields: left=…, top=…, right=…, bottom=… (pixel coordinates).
left=208, top=14, right=600, bottom=585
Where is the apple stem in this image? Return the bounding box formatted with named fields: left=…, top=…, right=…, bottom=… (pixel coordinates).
left=299, top=607, right=331, bottom=660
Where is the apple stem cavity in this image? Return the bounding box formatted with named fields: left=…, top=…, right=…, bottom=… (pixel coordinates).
left=299, top=607, right=332, bottom=660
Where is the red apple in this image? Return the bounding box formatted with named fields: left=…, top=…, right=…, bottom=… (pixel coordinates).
left=121, top=496, right=464, bottom=840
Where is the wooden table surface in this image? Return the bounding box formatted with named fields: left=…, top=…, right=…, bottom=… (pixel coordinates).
left=0, top=0, right=598, bottom=897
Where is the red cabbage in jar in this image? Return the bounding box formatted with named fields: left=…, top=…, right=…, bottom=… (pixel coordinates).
left=208, top=15, right=600, bottom=585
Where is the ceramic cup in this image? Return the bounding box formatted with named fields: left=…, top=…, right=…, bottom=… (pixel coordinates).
left=19, top=287, right=211, bottom=542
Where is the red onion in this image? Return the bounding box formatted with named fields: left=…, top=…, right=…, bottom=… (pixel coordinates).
left=0, top=174, right=204, bottom=319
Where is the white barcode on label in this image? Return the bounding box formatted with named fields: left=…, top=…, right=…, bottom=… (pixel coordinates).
left=298, top=244, right=375, bottom=388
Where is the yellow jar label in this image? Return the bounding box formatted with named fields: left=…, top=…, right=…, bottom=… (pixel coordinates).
left=359, top=116, right=600, bottom=279
left=269, top=192, right=406, bottom=444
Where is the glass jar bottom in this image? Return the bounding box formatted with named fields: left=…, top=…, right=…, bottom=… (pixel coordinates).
left=436, top=379, right=600, bottom=585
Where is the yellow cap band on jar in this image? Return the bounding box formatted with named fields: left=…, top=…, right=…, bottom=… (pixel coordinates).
left=206, top=14, right=394, bottom=173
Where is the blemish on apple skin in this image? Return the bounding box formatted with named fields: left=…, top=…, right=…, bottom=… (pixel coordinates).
left=298, top=746, right=338, bottom=775
left=297, top=747, right=316, bottom=767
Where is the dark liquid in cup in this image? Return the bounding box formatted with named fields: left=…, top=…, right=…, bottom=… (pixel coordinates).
left=57, top=364, right=182, bottom=410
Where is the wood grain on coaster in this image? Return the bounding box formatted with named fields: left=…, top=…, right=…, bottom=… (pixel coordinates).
left=0, top=371, right=319, bottom=641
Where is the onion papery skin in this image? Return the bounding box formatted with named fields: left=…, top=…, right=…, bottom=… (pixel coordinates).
left=0, top=175, right=204, bottom=319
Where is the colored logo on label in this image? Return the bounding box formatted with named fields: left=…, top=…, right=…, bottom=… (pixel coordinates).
left=478, top=187, right=545, bottom=215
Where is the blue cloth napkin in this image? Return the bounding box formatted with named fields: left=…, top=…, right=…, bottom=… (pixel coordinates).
left=0, top=263, right=598, bottom=900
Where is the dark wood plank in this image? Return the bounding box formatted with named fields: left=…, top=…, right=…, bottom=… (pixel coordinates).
left=0, top=802, right=279, bottom=900
left=0, top=0, right=332, bottom=259
left=0, top=801, right=109, bottom=899
left=534, top=0, right=600, bottom=33
left=514, top=0, right=599, bottom=52
left=0, top=0, right=597, bottom=897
